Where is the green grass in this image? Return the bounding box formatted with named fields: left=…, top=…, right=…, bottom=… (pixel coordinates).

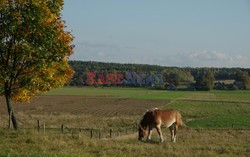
left=45, top=87, right=190, bottom=100
left=187, top=115, right=250, bottom=128
left=183, top=90, right=250, bottom=102
left=163, top=100, right=250, bottom=128
left=212, top=90, right=250, bottom=102
left=47, top=87, right=250, bottom=102
left=46, top=87, right=155, bottom=97
left=44, top=87, right=250, bottom=129
left=133, top=91, right=189, bottom=100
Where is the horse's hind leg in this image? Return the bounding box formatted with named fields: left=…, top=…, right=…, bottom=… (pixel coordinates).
left=173, top=124, right=178, bottom=142
left=169, top=124, right=175, bottom=142
left=156, top=125, right=164, bottom=142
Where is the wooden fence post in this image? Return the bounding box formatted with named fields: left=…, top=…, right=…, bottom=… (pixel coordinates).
left=61, top=124, right=64, bottom=134
left=37, top=120, right=40, bottom=132
left=109, top=129, right=112, bottom=138
left=98, top=130, right=101, bottom=139
left=90, top=129, right=93, bottom=138
left=43, top=122, right=45, bottom=134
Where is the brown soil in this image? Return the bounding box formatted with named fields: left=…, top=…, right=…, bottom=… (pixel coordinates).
left=0, top=96, right=169, bottom=116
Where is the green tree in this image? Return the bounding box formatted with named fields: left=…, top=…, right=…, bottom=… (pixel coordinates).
left=0, top=0, right=74, bottom=130
left=235, top=71, right=250, bottom=89
left=195, top=71, right=215, bottom=91
left=165, top=73, right=181, bottom=86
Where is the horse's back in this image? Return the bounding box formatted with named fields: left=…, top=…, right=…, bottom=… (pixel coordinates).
left=154, top=109, right=183, bottom=127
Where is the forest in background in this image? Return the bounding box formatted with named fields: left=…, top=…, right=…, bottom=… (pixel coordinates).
left=68, top=61, right=250, bottom=90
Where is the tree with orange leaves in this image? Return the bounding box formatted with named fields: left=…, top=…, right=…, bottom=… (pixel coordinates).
left=0, top=0, right=74, bottom=130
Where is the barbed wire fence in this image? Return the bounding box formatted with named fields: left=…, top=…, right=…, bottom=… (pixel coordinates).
left=2, top=119, right=250, bottom=140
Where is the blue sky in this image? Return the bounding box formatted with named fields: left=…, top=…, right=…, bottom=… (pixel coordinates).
left=62, top=0, right=250, bottom=68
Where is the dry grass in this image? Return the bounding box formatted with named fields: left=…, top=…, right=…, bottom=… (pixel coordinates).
left=0, top=96, right=168, bottom=116
left=0, top=113, right=139, bottom=131
left=0, top=128, right=249, bottom=157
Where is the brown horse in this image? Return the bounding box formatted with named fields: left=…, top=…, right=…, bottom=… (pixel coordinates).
left=138, top=108, right=183, bottom=142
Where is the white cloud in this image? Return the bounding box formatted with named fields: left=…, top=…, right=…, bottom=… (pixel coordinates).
left=70, top=41, right=250, bottom=68
left=97, top=51, right=105, bottom=57
left=170, top=51, right=249, bottom=68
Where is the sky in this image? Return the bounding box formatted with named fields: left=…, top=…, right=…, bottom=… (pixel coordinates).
left=62, top=0, right=250, bottom=68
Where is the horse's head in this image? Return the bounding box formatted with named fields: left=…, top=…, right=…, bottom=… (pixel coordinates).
left=138, top=124, right=147, bottom=141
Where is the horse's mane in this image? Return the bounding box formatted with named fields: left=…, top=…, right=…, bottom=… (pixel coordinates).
left=139, top=108, right=159, bottom=127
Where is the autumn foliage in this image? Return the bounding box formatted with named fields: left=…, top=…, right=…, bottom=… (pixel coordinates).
left=0, top=0, right=74, bottom=129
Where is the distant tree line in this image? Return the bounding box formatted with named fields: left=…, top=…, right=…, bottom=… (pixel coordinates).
left=68, top=61, right=250, bottom=91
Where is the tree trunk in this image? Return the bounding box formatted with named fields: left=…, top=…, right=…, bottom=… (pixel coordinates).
left=4, top=89, right=18, bottom=130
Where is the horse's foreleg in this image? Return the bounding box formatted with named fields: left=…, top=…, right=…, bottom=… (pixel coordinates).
left=156, top=125, right=164, bottom=142
left=147, top=126, right=153, bottom=141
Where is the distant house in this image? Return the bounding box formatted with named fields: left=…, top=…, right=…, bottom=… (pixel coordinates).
left=233, top=81, right=244, bottom=90
left=214, top=82, right=226, bottom=90
left=187, top=84, right=196, bottom=91
left=166, top=83, right=177, bottom=91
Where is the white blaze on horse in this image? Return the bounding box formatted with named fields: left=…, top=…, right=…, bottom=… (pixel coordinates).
left=138, top=108, right=183, bottom=142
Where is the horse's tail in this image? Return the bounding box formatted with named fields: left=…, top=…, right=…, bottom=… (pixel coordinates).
left=176, top=111, right=191, bottom=129
left=176, top=111, right=183, bottom=127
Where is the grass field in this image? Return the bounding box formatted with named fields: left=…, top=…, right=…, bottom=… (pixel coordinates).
left=0, top=129, right=249, bottom=157
left=45, top=87, right=250, bottom=129
left=0, top=87, right=250, bottom=156
left=46, top=87, right=189, bottom=100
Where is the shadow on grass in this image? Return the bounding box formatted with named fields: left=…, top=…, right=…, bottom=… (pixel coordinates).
left=140, top=139, right=161, bottom=145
